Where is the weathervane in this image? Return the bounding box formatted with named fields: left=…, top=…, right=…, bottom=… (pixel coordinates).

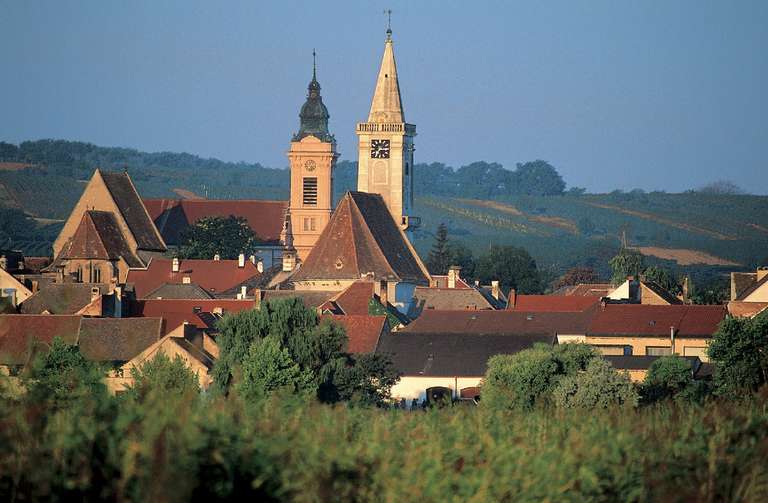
left=384, top=9, right=392, bottom=39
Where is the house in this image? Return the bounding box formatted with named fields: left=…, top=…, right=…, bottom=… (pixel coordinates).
left=378, top=330, right=554, bottom=405
left=380, top=309, right=595, bottom=405
left=324, top=314, right=388, bottom=353
left=19, top=283, right=123, bottom=315
left=143, top=198, right=289, bottom=268
left=318, top=280, right=376, bottom=315
left=0, top=267, right=33, bottom=307
left=553, top=283, right=614, bottom=297
left=579, top=304, right=727, bottom=361
left=0, top=315, right=81, bottom=373
left=50, top=170, right=166, bottom=283
left=290, top=191, right=431, bottom=314
left=126, top=256, right=264, bottom=299
left=412, top=269, right=499, bottom=314
left=606, top=277, right=682, bottom=305
left=603, top=355, right=705, bottom=383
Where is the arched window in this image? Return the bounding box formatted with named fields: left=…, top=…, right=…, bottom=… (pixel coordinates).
left=92, top=266, right=101, bottom=283
left=76, top=266, right=83, bottom=282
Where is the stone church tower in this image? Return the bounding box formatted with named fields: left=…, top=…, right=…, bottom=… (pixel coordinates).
left=356, top=27, right=418, bottom=233
left=287, top=54, right=338, bottom=260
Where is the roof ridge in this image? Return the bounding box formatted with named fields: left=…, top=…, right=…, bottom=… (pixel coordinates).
left=348, top=194, right=397, bottom=280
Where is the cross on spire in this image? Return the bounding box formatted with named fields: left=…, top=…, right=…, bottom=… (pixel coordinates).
left=385, top=9, right=392, bottom=39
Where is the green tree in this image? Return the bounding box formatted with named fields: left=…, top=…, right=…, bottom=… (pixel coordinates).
left=641, top=355, right=709, bottom=403
left=609, top=248, right=645, bottom=285
left=708, top=314, right=768, bottom=395
left=178, top=215, right=258, bottom=260
left=24, top=337, right=106, bottom=404
left=553, top=358, right=639, bottom=409
left=475, top=244, right=542, bottom=294
left=126, top=353, right=200, bottom=401
left=481, top=343, right=597, bottom=411
left=426, top=223, right=451, bottom=275
left=334, top=353, right=401, bottom=407
left=552, top=267, right=599, bottom=290
left=447, top=241, right=476, bottom=280
left=643, top=265, right=680, bottom=295
left=237, top=336, right=315, bottom=401
left=512, top=160, right=566, bottom=196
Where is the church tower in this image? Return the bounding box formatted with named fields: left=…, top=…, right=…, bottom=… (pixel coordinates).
left=356, top=26, right=418, bottom=232
left=288, top=53, right=338, bottom=260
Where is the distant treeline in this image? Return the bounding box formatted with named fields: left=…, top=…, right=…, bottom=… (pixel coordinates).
left=0, top=140, right=569, bottom=203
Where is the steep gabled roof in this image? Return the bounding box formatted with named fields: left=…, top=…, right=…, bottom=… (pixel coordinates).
left=143, top=199, right=288, bottom=246
left=587, top=305, right=726, bottom=337
left=77, top=318, right=163, bottom=362
left=727, top=301, right=768, bottom=318
left=377, top=331, right=554, bottom=377
left=99, top=171, right=165, bottom=251
left=413, top=287, right=495, bottom=312
left=60, top=211, right=143, bottom=267
left=292, top=192, right=430, bottom=285
left=127, top=258, right=263, bottom=299
left=320, top=281, right=376, bottom=315
left=737, top=274, right=768, bottom=301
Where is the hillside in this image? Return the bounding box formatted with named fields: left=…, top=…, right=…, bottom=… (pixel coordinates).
left=1, top=140, right=766, bottom=280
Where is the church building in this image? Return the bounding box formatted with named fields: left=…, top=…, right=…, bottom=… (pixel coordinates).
left=356, top=26, right=419, bottom=234
left=287, top=53, right=338, bottom=261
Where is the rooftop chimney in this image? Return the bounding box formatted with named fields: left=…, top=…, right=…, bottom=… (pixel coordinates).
left=249, top=255, right=257, bottom=265
left=172, top=257, right=180, bottom=273
left=282, top=249, right=296, bottom=272
left=238, top=253, right=245, bottom=268
left=508, top=288, right=516, bottom=308
left=447, top=265, right=461, bottom=289
left=257, top=260, right=264, bottom=273
left=491, top=280, right=500, bottom=300
left=214, top=253, right=221, bottom=261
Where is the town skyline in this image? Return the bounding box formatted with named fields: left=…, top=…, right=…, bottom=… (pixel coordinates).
left=2, top=1, right=767, bottom=194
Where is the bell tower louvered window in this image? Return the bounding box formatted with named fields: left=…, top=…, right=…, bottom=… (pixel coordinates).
left=303, top=177, right=318, bottom=205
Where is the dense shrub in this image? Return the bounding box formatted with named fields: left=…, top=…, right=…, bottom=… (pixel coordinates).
left=553, top=358, right=639, bottom=409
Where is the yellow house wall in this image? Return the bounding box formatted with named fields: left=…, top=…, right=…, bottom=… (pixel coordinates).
left=585, top=336, right=711, bottom=362
left=0, top=269, right=33, bottom=304
left=744, top=283, right=768, bottom=302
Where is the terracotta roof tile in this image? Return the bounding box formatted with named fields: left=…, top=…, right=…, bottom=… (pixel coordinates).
left=259, top=290, right=340, bottom=309
left=100, top=171, right=165, bottom=251
left=144, top=283, right=215, bottom=300
left=413, top=287, right=495, bottom=312
left=325, top=314, right=387, bottom=353
left=587, top=304, right=726, bottom=337
left=507, top=295, right=602, bottom=312
left=78, top=318, right=163, bottom=362
left=400, top=309, right=596, bottom=336
left=727, top=301, right=768, bottom=318
left=325, top=281, right=376, bottom=315
left=0, top=315, right=81, bottom=365
left=292, top=192, right=430, bottom=285
left=127, top=258, right=262, bottom=298
left=133, top=298, right=255, bottom=335
left=143, top=199, right=288, bottom=246
left=556, top=283, right=614, bottom=297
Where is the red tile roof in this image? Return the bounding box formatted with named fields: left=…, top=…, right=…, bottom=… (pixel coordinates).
left=587, top=304, right=726, bottom=337
left=323, top=281, right=376, bottom=315
left=132, top=298, right=256, bottom=334
left=292, top=192, right=430, bottom=285
left=557, top=283, right=614, bottom=297
left=400, top=309, right=596, bottom=336
left=0, top=315, right=81, bottom=364
left=127, top=258, right=263, bottom=298
left=727, top=301, right=768, bottom=318
left=507, top=295, right=602, bottom=312
left=143, top=199, right=288, bottom=246
left=325, top=314, right=387, bottom=353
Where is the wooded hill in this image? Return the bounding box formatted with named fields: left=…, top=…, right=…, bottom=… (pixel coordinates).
left=2, top=139, right=766, bottom=281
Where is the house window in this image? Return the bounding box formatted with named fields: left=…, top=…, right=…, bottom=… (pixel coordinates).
left=303, top=217, right=317, bottom=232
left=76, top=266, right=83, bottom=282
left=303, top=177, right=318, bottom=205
left=594, top=345, right=633, bottom=356
left=91, top=266, right=101, bottom=283
left=646, top=346, right=672, bottom=356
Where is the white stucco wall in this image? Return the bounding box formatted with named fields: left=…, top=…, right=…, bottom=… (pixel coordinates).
left=390, top=375, right=482, bottom=406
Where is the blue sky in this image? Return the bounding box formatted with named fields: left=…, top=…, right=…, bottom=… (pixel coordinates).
left=1, top=1, right=766, bottom=193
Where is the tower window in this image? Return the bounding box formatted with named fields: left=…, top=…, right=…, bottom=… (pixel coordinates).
left=405, top=162, right=409, bottom=176
left=91, top=266, right=101, bottom=283
left=303, top=217, right=317, bottom=231
left=303, top=177, right=318, bottom=205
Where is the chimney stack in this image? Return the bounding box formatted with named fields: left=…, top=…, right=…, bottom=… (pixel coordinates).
left=249, top=255, right=257, bottom=265
left=257, top=260, right=264, bottom=273
left=447, top=265, right=461, bottom=289
left=238, top=254, right=245, bottom=268
left=491, top=280, right=500, bottom=300
left=214, top=253, right=221, bottom=261
left=508, top=289, right=516, bottom=308
left=172, top=257, right=180, bottom=273
left=282, top=249, right=296, bottom=272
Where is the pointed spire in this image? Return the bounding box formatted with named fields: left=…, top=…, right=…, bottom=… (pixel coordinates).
left=312, top=48, right=317, bottom=82
left=368, top=27, right=404, bottom=123
left=294, top=49, right=332, bottom=142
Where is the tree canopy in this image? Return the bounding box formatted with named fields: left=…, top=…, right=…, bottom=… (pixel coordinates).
left=178, top=215, right=259, bottom=260
left=475, top=245, right=542, bottom=294
left=708, top=314, right=768, bottom=395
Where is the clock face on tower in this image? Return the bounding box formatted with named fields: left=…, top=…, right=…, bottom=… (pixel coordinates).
left=370, top=139, right=390, bottom=159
